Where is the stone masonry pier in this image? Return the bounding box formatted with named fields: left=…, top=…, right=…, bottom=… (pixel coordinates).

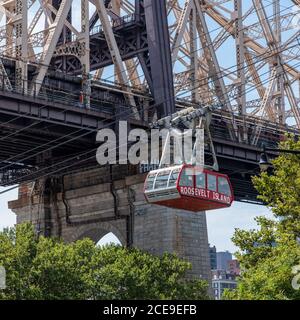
left=8, top=165, right=211, bottom=281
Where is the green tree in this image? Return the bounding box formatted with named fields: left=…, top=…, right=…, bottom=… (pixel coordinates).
left=224, top=137, right=300, bottom=300
left=0, top=223, right=208, bottom=300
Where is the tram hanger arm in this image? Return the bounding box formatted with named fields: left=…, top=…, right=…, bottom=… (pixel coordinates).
left=151, top=105, right=214, bottom=129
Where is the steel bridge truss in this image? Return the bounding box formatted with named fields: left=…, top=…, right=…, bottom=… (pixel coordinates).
left=0, top=0, right=300, bottom=145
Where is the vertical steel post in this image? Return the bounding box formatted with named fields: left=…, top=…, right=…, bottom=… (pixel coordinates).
left=234, top=0, right=246, bottom=141
left=144, top=0, right=175, bottom=117
left=273, top=0, right=285, bottom=125
left=190, top=3, right=200, bottom=103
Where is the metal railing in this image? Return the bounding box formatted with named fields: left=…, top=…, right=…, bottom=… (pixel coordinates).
left=90, top=13, right=138, bottom=36
left=0, top=75, right=134, bottom=116
left=112, top=14, right=138, bottom=28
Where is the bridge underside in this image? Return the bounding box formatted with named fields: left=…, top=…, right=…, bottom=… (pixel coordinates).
left=0, top=80, right=288, bottom=203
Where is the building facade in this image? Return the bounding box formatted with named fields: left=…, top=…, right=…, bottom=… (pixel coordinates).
left=217, top=251, right=232, bottom=270
left=227, top=259, right=240, bottom=276
left=209, top=245, right=217, bottom=270
left=212, top=270, right=237, bottom=300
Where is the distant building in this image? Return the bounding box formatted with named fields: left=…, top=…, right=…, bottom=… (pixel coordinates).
left=212, top=270, right=237, bottom=300
left=209, top=245, right=217, bottom=270
left=227, top=259, right=240, bottom=276
left=212, top=269, right=227, bottom=279
left=209, top=248, right=239, bottom=299
left=217, top=251, right=232, bottom=270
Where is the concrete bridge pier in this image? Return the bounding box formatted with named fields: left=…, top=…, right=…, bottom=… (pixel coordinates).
left=8, top=166, right=211, bottom=282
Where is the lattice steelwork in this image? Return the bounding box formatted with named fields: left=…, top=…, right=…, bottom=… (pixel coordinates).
left=0, top=0, right=300, bottom=144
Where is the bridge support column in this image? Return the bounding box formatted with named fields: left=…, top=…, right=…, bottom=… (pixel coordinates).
left=143, top=0, right=175, bottom=118
left=134, top=204, right=211, bottom=280
left=9, top=167, right=211, bottom=282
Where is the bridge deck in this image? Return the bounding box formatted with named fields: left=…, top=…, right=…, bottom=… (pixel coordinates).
left=0, top=77, right=297, bottom=203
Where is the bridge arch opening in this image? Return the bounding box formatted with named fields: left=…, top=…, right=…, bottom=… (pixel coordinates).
left=96, top=232, right=122, bottom=247
left=69, top=221, right=126, bottom=246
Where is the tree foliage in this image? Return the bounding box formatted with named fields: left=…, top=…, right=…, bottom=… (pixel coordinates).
left=0, top=223, right=208, bottom=300
left=253, top=137, right=300, bottom=234
left=224, top=137, right=300, bottom=300
left=224, top=218, right=300, bottom=300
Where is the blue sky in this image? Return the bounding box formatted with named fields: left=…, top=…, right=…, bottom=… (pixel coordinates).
left=0, top=187, right=273, bottom=254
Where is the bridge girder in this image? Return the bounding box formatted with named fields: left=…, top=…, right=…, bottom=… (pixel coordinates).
left=0, top=0, right=300, bottom=134
left=1, top=0, right=300, bottom=196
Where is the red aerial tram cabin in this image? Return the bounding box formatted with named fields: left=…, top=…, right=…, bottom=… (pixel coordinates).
left=144, top=164, right=234, bottom=212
